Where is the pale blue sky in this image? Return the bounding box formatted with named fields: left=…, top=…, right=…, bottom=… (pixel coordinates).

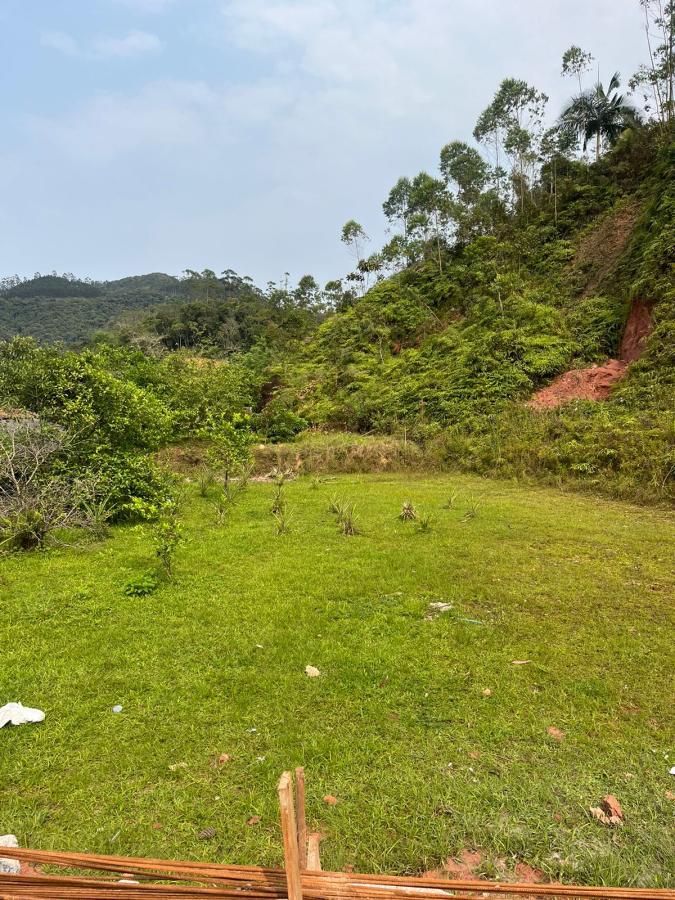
left=1, top=0, right=647, bottom=287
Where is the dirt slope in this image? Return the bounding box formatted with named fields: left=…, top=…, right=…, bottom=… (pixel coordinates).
left=572, top=200, right=642, bottom=298
left=529, top=299, right=653, bottom=409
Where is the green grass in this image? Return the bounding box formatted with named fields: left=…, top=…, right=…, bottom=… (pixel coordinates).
left=1, top=474, right=674, bottom=886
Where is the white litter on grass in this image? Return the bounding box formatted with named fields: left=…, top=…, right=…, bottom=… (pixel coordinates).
left=0, top=835, right=20, bottom=875
left=0, top=702, right=45, bottom=728
left=670, top=766, right=675, bottom=775
left=112, top=705, right=123, bottom=713
left=424, top=602, right=453, bottom=620
left=305, top=665, right=321, bottom=678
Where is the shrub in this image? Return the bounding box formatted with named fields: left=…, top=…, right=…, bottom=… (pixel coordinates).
left=255, top=400, right=307, bottom=442
left=123, top=573, right=159, bottom=597
left=150, top=500, right=183, bottom=579
left=338, top=503, right=360, bottom=535
left=416, top=510, right=434, bottom=532
left=0, top=419, right=103, bottom=551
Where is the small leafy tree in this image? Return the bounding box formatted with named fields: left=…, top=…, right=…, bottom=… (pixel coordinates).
left=630, top=1, right=674, bottom=133
left=561, top=45, right=595, bottom=92
left=151, top=499, right=182, bottom=579
left=205, top=415, right=254, bottom=486
left=341, top=220, right=369, bottom=267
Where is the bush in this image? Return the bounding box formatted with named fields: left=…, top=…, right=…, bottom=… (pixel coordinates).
left=0, top=419, right=104, bottom=551
left=123, top=573, right=160, bottom=597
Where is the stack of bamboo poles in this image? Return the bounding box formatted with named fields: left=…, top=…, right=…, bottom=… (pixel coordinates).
left=1, top=769, right=673, bottom=900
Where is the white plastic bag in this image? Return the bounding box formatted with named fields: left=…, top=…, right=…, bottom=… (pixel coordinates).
left=0, top=702, right=45, bottom=728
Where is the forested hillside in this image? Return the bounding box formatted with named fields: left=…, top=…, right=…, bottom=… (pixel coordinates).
left=257, top=133, right=669, bottom=499
left=1, top=20, right=673, bottom=508
left=0, top=272, right=187, bottom=345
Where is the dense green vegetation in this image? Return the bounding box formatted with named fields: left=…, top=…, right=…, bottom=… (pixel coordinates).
left=1, top=476, right=673, bottom=883
left=0, top=273, right=186, bottom=346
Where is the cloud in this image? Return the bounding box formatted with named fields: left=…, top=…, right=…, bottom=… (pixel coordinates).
left=41, top=29, right=163, bottom=60
left=23, top=0, right=647, bottom=285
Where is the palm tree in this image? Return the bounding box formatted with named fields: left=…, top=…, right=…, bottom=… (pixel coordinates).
left=560, top=73, right=640, bottom=161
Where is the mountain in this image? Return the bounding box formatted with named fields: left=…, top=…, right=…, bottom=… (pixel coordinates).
left=0, top=273, right=187, bottom=346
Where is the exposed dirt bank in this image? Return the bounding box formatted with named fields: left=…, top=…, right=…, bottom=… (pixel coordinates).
left=529, top=299, right=653, bottom=409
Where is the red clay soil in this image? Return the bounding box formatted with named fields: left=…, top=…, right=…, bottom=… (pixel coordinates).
left=619, top=297, right=653, bottom=362
left=529, top=299, right=653, bottom=410
left=421, top=849, right=546, bottom=884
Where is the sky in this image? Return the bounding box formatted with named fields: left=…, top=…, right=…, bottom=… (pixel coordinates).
left=0, top=0, right=648, bottom=288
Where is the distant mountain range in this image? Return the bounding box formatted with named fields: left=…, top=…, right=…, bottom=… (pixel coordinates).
left=0, top=273, right=187, bottom=345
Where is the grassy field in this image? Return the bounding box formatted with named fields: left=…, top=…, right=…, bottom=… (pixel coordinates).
left=1, top=474, right=673, bottom=886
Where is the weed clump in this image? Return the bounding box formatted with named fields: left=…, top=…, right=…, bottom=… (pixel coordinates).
left=416, top=510, right=434, bottom=532
left=273, top=507, right=292, bottom=535
left=399, top=500, right=417, bottom=521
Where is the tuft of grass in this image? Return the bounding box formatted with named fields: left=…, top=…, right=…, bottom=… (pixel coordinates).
left=211, top=486, right=233, bottom=524
left=270, top=484, right=287, bottom=516
left=328, top=494, right=345, bottom=516
left=399, top=500, right=417, bottom=521
left=197, top=467, right=217, bottom=498
left=461, top=496, right=482, bottom=522
left=273, top=507, right=292, bottom=535
left=236, top=462, right=255, bottom=492
left=416, top=510, right=434, bottom=532
left=338, top=502, right=360, bottom=536
left=442, top=491, right=458, bottom=510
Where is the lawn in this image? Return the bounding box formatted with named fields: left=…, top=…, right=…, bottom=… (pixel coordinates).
left=1, top=474, right=673, bottom=886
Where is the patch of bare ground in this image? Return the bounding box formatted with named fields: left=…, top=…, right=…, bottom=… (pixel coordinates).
left=572, top=200, right=642, bottom=298
left=529, top=298, right=653, bottom=410
left=421, top=849, right=546, bottom=884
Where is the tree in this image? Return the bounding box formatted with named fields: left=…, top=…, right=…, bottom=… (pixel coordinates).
left=408, top=172, right=451, bottom=274
left=560, top=73, right=640, bottom=161
left=630, top=1, right=674, bottom=133
left=539, top=126, right=577, bottom=224
left=561, top=46, right=595, bottom=92
left=439, top=141, right=489, bottom=204
left=382, top=177, right=413, bottom=263
left=340, top=220, right=369, bottom=267
left=474, top=78, right=548, bottom=211
left=205, top=415, right=253, bottom=486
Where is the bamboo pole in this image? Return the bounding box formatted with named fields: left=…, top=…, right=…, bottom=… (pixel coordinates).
left=294, top=767, right=308, bottom=871
left=277, top=772, right=303, bottom=900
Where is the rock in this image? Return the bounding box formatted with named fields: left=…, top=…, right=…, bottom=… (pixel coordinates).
left=0, top=835, right=20, bottom=875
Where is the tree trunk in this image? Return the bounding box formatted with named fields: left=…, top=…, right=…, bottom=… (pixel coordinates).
left=596, top=131, right=600, bottom=162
